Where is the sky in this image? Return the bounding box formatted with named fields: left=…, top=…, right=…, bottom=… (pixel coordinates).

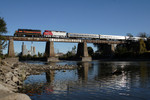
left=0, top=0, right=150, bottom=54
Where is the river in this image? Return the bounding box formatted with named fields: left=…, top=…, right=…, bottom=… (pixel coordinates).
left=21, top=60, right=150, bottom=100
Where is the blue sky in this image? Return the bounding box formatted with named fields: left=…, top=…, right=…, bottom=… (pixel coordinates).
left=1, top=0, right=150, bottom=54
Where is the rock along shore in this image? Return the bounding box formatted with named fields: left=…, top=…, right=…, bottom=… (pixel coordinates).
left=0, top=58, right=31, bottom=100
left=0, top=58, right=79, bottom=100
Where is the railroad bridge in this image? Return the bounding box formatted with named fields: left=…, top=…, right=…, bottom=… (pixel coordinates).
left=4, top=36, right=125, bottom=61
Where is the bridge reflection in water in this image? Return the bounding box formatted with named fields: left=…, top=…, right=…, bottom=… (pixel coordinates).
left=44, top=62, right=91, bottom=94
left=21, top=61, right=150, bottom=100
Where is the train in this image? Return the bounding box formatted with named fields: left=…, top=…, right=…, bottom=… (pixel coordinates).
left=14, top=29, right=41, bottom=37
left=14, top=29, right=147, bottom=41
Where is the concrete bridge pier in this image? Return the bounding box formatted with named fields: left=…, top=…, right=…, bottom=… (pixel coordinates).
left=77, top=42, right=92, bottom=61
left=7, top=39, right=19, bottom=62
left=111, top=44, right=116, bottom=53
left=8, top=39, right=15, bottom=57
left=45, top=41, right=59, bottom=62
left=110, top=44, right=116, bottom=56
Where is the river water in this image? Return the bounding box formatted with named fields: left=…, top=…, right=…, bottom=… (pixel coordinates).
left=21, top=61, right=150, bottom=100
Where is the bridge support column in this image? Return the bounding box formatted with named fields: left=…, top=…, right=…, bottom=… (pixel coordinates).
left=77, top=42, right=92, bottom=61
left=8, top=39, right=15, bottom=57
left=45, top=41, right=59, bottom=62
left=110, top=44, right=117, bottom=55
left=111, top=44, right=115, bottom=52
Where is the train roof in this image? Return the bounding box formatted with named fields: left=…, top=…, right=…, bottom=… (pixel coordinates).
left=18, top=29, right=41, bottom=32
left=68, top=33, right=99, bottom=35
left=44, top=30, right=66, bottom=32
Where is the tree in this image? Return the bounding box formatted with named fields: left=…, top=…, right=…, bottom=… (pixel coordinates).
left=72, top=45, right=76, bottom=51
left=66, top=51, right=73, bottom=57
left=38, top=52, right=43, bottom=57
left=0, top=17, right=7, bottom=33
left=126, top=33, right=133, bottom=37
left=87, top=46, right=94, bottom=56
left=0, top=17, right=7, bottom=57
left=138, top=32, right=148, bottom=38
left=33, top=54, right=37, bottom=58
left=145, top=38, right=150, bottom=50
left=94, top=43, right=112, bottom=57
left=115, top=44, right=128, bottom=55
left=126, top=41, right=139, bottom=53
left=139, top=39, right=147, bottom=54
left=71, top=45, right=76, bottom=54
left=94, top=43, right=107, bottom=53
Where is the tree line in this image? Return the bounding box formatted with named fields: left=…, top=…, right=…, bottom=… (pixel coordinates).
left=94, top=33, right=150, bottom=59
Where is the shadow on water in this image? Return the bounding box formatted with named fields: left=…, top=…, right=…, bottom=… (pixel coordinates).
left=20, top=61, right=150, bottom=100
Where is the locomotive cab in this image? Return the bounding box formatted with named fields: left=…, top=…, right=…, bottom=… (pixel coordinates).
left=43, top=30, right=53, bottom=37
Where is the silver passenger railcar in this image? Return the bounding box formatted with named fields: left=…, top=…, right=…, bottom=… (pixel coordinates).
left=99, top=35, right=127, bottom=40
left=67, top=33, right=99, bottom=39
left=128, top=37, right=147, bottom=41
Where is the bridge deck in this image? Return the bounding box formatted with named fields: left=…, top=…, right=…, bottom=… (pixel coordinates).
left=4, top=36, right=125, bottom=44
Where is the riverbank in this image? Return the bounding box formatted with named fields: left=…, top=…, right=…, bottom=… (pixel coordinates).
left=0, top=58, right=80, bottom=100
left=0, top=58, right=31, bottom=100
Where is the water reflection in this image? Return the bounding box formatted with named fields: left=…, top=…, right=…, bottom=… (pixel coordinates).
left=46, top=62, right=56, bottom=83
left=22, top=61, right=150, bottom=100
left=45, top=70, right=55, bottom=94
left=140, top=62, right=148, bottom=88
left=77, top=62, right=91, bottom=82
left=46, top=70, right=55, bottom=83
